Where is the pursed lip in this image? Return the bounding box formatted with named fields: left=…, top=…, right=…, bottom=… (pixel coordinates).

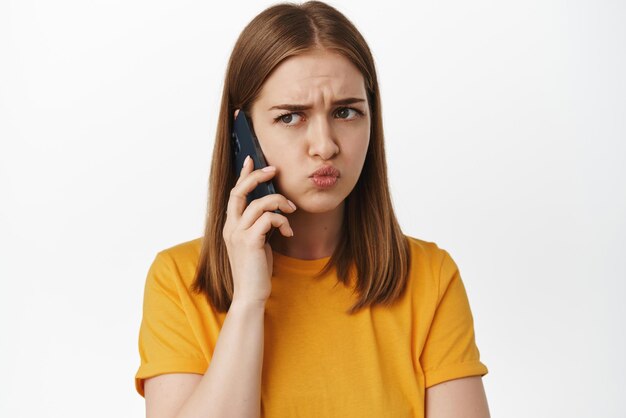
left=310, top=165, right=340, bottom=177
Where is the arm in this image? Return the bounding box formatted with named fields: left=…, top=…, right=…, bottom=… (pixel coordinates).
left=425, top=376, right=490, bottom=418
left=145, top=299, right=266, bottom=418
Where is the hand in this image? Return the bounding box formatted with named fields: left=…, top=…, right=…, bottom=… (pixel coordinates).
left=222, top=110, right=297, bottom=304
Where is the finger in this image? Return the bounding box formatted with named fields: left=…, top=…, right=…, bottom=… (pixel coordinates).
left=227, top=164, right=277, bottom=220
left=227, top=155, right=252, bottom=221
left=248, top=211, right=294, bottom=238
left=235, top=154, right=254, bottom=186
left=234, top=164, right=277, bottom=195
left=239, top=194, right=296, bottom=230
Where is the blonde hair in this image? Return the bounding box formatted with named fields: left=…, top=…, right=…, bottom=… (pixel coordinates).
left=192, top=1, right=410, bottom=315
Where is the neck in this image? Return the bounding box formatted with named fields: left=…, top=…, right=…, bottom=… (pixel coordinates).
left=269, top=201, right=344, bottom=260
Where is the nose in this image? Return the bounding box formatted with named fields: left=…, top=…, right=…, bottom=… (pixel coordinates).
left=307, top=115, right=340, bottom=160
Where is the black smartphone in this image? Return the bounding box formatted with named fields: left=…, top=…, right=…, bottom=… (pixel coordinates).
left=231, top=110, right=282, bottom=241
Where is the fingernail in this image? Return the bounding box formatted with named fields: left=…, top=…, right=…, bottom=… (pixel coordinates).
left=262, top=166, right=276, bottom=172
left=243, top=155, right=250, bottom=168
left=287, top=199, right=296, bottom=210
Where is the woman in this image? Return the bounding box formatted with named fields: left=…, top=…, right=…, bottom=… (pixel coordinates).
left=135, top=2, right=490, bottom=417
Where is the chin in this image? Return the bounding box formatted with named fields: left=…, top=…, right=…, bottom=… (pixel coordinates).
left=291, top=194, right=346, bottom=214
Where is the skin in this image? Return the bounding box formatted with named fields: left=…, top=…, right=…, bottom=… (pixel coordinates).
left=144, top=51, right=490, bottom=418
left=226, top=49, right=491, bottom=417
left=235, top=48, right=371, bottom=260
left=425, top=376, right=491, bottom=418
left=145, top=374, right=491, bottom=418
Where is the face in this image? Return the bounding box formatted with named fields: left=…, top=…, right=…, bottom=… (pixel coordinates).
left=248, top=49, right=371, bottom=214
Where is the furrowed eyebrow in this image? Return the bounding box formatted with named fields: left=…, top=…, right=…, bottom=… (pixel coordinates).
left=268, top=97, right=366, bottom=111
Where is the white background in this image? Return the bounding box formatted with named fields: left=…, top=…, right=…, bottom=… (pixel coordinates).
left=1, top=0, right=624, bottom=416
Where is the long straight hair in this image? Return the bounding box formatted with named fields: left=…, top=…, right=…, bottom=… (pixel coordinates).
left=191, top=1, right=411, bottom=315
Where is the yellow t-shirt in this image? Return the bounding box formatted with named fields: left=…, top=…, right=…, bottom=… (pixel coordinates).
left=135, top=235, right=488, bottom=417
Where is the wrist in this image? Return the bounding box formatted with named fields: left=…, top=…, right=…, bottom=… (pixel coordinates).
left=230, top=296, right=267, bottom=311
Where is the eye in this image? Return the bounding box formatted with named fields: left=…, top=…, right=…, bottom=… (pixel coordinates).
left=273, top=107, right=364, bottom=128
left=274, top=112, right=303, bottom=127
left=335, top=107, right=363, bottom=119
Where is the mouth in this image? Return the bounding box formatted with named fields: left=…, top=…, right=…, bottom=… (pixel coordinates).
left=310, top=175, right=338, bottom=188
left=310, top=165, right=340, bottom=178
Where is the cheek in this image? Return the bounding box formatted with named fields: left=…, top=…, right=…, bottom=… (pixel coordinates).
left=344, top=135, right=370, bottom=172
left=255, top=125, right=297, bottom=165
left=258, top=142, right=300, bottom=192
left=260, top=139, right=295, bottom=168
left=256, top=131, right=279, bottom=165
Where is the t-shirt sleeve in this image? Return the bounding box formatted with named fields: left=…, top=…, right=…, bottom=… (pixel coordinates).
left=420, top=249, right=488, bottom=388
left=135, top=251, right=208, bottom=398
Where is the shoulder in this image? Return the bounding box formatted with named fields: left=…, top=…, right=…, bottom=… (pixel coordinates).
left=402, top=234, right=460, bottom=298
left=156, top=236, right=203, bottom=261
left=149, top=236, right=204, bottom=287
left=404, top=234, right=450, bottom=272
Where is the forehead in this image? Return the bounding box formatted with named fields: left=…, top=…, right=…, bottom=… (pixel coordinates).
left=257, top=51, right=366, bottom=103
